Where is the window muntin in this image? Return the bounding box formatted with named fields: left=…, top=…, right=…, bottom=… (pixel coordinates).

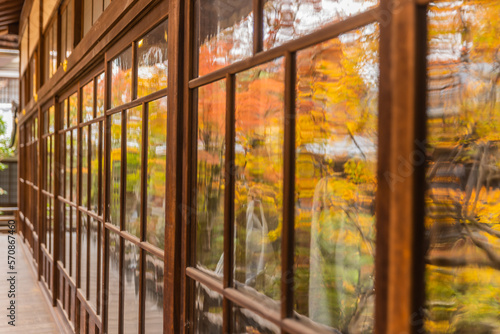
left=110, top=47, right=133, bottom=109
left=196, top=80, right=226, bottom=272
left=147, top=97, right=167, bottom=249
left=425, top=1, right=500, bottom=332
left=136, top=19, right=169, bottom=98
left=194, top=0, right=253, bottom=77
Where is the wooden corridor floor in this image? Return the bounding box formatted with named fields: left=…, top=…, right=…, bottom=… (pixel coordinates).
left=0, top=233, right=67, bottom=333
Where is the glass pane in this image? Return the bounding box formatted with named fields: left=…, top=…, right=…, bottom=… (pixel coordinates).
left=147, top=98, right=167, bottom=248
left=71, top=206, right=77, bottom=281
left=65, top=205, right=72, bottom=274
left=81, top=126, right=89, bottom=208
left=144, top=253, right=164, bottom=333
left=69, top=93, right=78, bottom=127
left=195, top=0, right=253, bottom=77
left=29, top=0, right=40, bottom=57
left=234, top=305, right=279, bottom=333
left=93, top=0, right=103, bottom=24
left=196, top=80, right=225, bottom=274
left=66, top=0, right=74, bottom=60
left=110, top=47, right=132, bottom=109
left=72, top=129, right=78, bottom=202
left=194, top=280, right=223, bottom=334
left=80, top=214, right=88, bottom=295
left=51, top=19, right=57, bottom=74
left=83, top=0, right=92, bottom=35
left=88, top=218, right=98, bottom=310
left=137, top=20, right=168, bottom=98
left=49, top=106, right=55, bottom=133
left=123, top=240, right=140, bottom=334
left=63, top=99, right=68, bottom=129
left=107, top=231, right=120, bottom=334
left=110, top=113, right=122, bottom=226
left=90, top=123, right=99, bottom=213
left=294, top=25, right=379, bottom=331
left=234, top=59, right=284, bottom=303
left=96, top=72, right=105, bottom=117
left=263, top=0, right=378, bottom=50
left=61, top=6, right=67, bottom=62
left=125, top=106, right=142, bottom=238
left=82, top=80, right=94, bottom=122
left=425, top=1, right=500, bottom=333
left=66, top=131, right=71, bottom=199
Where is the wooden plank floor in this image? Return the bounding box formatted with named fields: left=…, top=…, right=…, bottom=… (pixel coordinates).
left=0, top=233, right=62, bottom=333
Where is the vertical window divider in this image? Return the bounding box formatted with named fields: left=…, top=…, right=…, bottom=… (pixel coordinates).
left=281, top=50, right=296, bottom=323
left=253, top=0, right=263, bottom=54
left=97, top=120, right=103, bottom=315
left=139, top=101, right=148, bottom=333
left=119, top=108, right=126, bottom=334
left=53, top=97, right=62, bottom=308
left=75, top=82, right=82, bottom=330
left=223, top=72, right=236, bottom=333
left=102, top=92, right=110, bottom=332
left=86, top=126, right=92, bottom=301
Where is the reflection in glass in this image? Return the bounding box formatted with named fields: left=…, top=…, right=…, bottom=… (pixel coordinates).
left=126, top=106, right=142, bottom=238
left=81, top=126, right=89, bottom=208
left=263, top=0, right=378, bottom=50
left=49, top=106, right=55, bottom=133
left=196, top=81, right=225, bottom=274
left=110, top=113, right=122, bottom=226
left=234, top=59, right=284, bottom=303
left=194, top=0, right=253, bottom=77
left=193, top=280, right=223, bottom=334
left=88, top=218, right=98, bottom=310
left=110, top=48, right=132, bottom=109
left=80, top=214, right=88, bottom=296
left=234, top=305, right=279, bottom=334
left=144, top=253, right=164, bottom=333
left=425, top=2, right=500, bottom=332
left=123, top=240, right=139, bottom=334
left=82, top=80, right=94, bottom=122
left=62, top=99, right=68, bottom=129
left=66, top=131, right=71, bottom=199
left=72, top=129, right=78, bottom=202
left=65, top=204, right=71, bottom=273
left=294, top=25, right=378, bottom=331
left=96, top=73, right=105, bottom=117
left=147, top=98, right=167, bottom=248
left=108, top=231, right=120, bottom=334
left=72, top=208, right=77, bottom=281
left=69, top=93, right=78, bottom=127
left=90, top=123, right=99, bottom=213
left=137, top=20, right=168, bottom=98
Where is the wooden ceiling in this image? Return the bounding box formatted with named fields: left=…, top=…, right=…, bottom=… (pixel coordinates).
left=0, top=0, right=24, bottom=49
